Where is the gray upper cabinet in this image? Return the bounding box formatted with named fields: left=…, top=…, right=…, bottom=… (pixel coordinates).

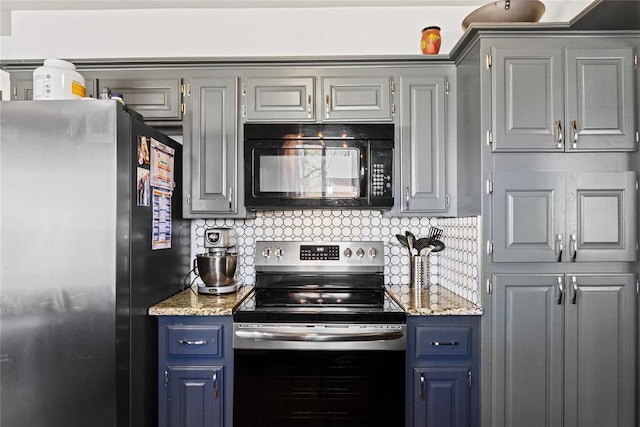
left=321, top=76, right=392, bottom=121
left=244, top=77, right=315, bottom=121
left=9, top=69, right=179, bottom=123
left=183, top=76, right=243, bottom=217
left=97, top=75, right=183, bottom=121
left=491, top=273, right=636, bottom=427
left=243, top=72, right=393, bottom=122
left=398, top=73, right=448, bottom=213
left=491, top=46, right=636, bottom=152
left=491, top=171, right=637, bottom=262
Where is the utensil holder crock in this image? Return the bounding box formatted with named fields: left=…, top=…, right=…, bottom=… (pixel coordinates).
left=410, top=255, right=430, bottom=288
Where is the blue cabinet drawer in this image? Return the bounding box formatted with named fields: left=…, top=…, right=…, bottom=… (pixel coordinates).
left=166, top=324, right=222, bottom=357
left=414, top=326, right=471, bottom=359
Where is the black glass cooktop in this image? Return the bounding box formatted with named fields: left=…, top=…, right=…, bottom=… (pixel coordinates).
left=233, top=288, right=406, bottom=323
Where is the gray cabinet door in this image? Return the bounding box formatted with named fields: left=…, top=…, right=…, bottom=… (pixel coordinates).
left=491, top=46, right=636, bottom=152
left=565, top=172, right=637, bottom=262
left=11, top=72, right=35, bottom=100
left=492, top=172, right=566, bottom=262
left=492, top=171, right=637, bottom=263
left=563, top=274, right=636, bottom=427
left=98, top=77, right=183, bottom=121
left=184, top=77, right=238, bottom=216
left=399, top=75, right=447, bottom=213
left=492, top=47, right=564, bottom=152
left=564, top=48, right=636, bottom=151
left=244, top=77, right=315, bottom=121
left=321, top=76, right=392, bottom=121
left=491, top=274, right=564, bottom=427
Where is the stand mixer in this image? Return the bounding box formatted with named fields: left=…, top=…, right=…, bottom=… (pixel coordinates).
left=194, top=228, right=239, bottom=294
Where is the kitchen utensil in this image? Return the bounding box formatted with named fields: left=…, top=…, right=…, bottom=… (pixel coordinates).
left=414, top=237, right=431, bottom=254
left=427, top=226, right=443, bottom=242
left=461, top=0, right=545, bottom=31
left=430, top=239, right=446, bottom=253
left=406, top=231, right=416, bottom=255
left=395, top=234, right=409, bottom=249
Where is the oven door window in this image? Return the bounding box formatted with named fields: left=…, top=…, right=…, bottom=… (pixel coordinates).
left=255, top=145, right=361, bottom=198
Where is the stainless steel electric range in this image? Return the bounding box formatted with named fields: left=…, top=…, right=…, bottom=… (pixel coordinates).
left=233, top=241, right=406, bottom=427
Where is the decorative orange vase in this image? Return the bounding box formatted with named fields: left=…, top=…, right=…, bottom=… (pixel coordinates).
left=421, top=26, right=441, bottom=55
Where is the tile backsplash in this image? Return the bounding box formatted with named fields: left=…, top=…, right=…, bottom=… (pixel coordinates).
left=192, top=210, right=480, bottom=304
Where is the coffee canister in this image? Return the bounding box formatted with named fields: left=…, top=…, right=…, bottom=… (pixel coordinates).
left=33, top=59, right=86, bottom=100
left=421, top=26, right=442, bottom=55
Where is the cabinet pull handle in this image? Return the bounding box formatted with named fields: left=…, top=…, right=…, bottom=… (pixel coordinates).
left=307, top=95, right=312, bottom=117
left=179, top=339, right=208, bottom=345
left=325, top=94, right=330, bottom=115
left=431, top=341, right=459, bottom=346
left=228, top=187, right=233, bottom=211
left=556, top=120, right=563, bottom=149
left=571, top=120, right=578, bottom=149
left=419, top=373, right=425, bottom=400
left=556, top=276, right=564, bottom=305
left=212, top=372, right=218, bottom=399
left=570, top=234, right=577, bottom=262
left=405, top=187, right=410, bottom=210
left=571, top=276, right=578, bottom=304
left=556, top=234, right=563, bottom=262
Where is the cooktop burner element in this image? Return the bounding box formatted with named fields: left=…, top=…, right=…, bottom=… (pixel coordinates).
left=234, top=241, right=406, bottom=324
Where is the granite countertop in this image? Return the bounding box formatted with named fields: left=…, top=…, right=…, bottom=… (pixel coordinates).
left=386, top=285, right=483, bottom=316
left=149, top=283, right=482, bottom=317
left=148, top=285, right=253, bottom=316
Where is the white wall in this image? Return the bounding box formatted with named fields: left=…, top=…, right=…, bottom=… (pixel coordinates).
left=0, top=3, right=591, bottom=60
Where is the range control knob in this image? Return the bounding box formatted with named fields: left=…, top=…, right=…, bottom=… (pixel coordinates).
left=343, top=247, right=353, bottom=258
left=356, top=248, right=365, bottom=258
left=274, top=247, right=284, bottom=259
left=262, top=247, right=271, bottom=259
left=368, top=247, right=378, bottom=259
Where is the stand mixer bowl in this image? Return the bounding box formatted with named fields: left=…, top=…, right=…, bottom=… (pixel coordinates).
left=196, top=252, right=238, bottom=286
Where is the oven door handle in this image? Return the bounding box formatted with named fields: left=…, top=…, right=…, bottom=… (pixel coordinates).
left=235, top=329, right=404, bottom=342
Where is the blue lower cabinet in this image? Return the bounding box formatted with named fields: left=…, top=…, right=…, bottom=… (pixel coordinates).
left=406, top=316, right=479, bottom=427
left=167, top=366, right=224, bottom=427
left=158, top=316, right=233, bottom=427
left=413, top=367, right=470, bottom=427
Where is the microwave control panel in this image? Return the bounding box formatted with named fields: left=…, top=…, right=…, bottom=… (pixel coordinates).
left=370, top=147, right=393, bottom=199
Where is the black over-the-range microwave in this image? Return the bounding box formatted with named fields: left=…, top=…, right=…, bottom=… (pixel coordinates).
left=244, top=123, right=394, bottom=210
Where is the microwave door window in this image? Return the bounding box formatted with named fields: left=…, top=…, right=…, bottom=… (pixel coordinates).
left=257, top=147, right=360, bottom=198
left=324, top=148, right=359, bottom=197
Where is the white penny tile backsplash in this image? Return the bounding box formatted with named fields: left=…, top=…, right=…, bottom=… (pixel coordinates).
left=192, top=210, right=480, bottom=304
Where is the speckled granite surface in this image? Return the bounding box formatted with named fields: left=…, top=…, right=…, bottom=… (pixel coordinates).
left=149, top=284, right=482, bottom=317
left=386, top=285, right=483, bottom=316
left=148, top=285, right=253, bottom=316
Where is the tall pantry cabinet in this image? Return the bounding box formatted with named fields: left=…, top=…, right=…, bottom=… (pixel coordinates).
left=456, top=31, right=639, bottom=427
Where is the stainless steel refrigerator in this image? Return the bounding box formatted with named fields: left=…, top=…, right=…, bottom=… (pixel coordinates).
left=0, top=100, right=191, bottom=427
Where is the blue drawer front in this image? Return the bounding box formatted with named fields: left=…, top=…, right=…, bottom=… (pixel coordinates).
left=166, top=324, right=222, bottom=357
left=414, top=326, right=471, bottom=359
